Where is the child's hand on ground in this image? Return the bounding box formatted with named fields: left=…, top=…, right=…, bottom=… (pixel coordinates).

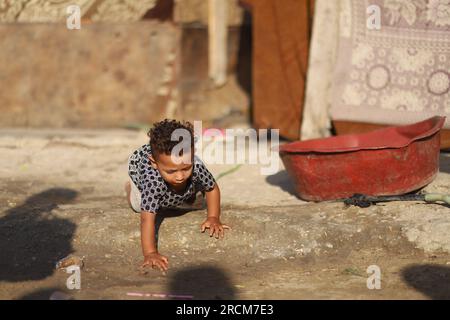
left=142, top=252, right=169, bottom=272
left=201, top=217, right=231, bottom=239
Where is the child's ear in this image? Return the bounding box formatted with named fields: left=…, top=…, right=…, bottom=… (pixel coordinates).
left=148, top=155, right=158, bottom=169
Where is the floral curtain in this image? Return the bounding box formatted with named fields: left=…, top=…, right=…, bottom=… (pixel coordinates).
left=0, top=0, right=158, bottom=22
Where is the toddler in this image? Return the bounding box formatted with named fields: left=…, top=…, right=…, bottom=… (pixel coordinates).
left=125, top=119, right=230, bottom=272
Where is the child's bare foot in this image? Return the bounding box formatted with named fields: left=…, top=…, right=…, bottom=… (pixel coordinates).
left=124, top=181, right=132, bottom=208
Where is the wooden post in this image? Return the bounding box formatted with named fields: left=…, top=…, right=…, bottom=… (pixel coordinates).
left=208, top=0, right=227, bottom=87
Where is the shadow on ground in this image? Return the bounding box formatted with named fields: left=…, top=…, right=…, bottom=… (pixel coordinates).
left=440, top=153, right=450, bottom=174
left=0, top=188, right=78, bottom=282
left=265, top=170, right=298, bottom=198
left=168, top=265, right=236, bottom=300
left=402, top=264, right=450, bottom=300
left=17, top=287, right=70, bottom=300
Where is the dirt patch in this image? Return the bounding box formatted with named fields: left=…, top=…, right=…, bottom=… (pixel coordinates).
left=1, top=179, right=450, bottom=300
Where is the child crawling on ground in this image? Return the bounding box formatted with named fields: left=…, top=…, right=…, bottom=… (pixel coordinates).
left=125, top=119, right=230, bottom=272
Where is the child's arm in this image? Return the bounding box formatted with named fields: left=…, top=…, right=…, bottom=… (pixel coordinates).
left=201, top=183, right=231, bottom=239
left=140, top=212, right=168, bottom=271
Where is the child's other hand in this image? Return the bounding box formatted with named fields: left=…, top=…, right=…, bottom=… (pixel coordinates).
left=142, top=252, right=169, bottom=272
left=201, top=217, right=231, bottom=239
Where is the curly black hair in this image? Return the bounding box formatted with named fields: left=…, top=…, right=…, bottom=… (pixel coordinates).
left=148, top=119, right=195, bottom=158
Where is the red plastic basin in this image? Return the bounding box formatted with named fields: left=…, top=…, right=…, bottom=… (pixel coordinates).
left=279, top=116, right=445, bottom=201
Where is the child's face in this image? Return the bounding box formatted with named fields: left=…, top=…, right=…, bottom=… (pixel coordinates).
left=149, top=151, right=194, bottom=187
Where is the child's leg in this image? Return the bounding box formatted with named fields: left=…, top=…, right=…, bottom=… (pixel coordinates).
left=125, top=179, right=142, bottom=213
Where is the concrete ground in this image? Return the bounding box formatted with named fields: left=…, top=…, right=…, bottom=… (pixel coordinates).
left=1, top=128, right=450, bottom=300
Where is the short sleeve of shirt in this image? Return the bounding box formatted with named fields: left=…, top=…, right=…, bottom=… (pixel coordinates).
left=193, top=156, right=216, bottom=192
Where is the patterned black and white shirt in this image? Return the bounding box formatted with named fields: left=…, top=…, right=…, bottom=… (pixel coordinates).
left=128, top=144, right=216, bottom=213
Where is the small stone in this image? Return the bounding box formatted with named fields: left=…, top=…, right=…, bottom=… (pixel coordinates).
left=55, top=255, right=85, bottom=270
